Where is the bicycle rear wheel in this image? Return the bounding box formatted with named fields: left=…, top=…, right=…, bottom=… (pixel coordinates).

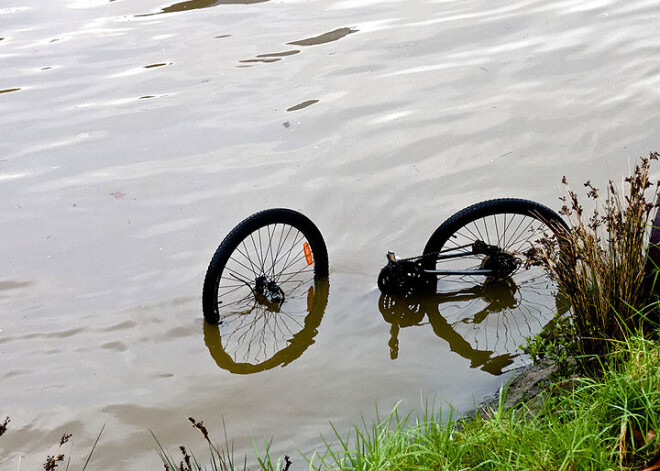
left=202, top=208, right=329, bottom=325
left=423, top=198, right=567, bottom=291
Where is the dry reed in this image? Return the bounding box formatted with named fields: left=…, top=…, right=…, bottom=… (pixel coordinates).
left=528, top=152, right=660, bottom=365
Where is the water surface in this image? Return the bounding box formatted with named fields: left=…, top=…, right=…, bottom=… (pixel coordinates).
left=2, top=0, right=660, bottom=469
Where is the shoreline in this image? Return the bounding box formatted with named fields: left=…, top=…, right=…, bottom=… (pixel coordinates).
left=474, top=360, right=560, bottom=418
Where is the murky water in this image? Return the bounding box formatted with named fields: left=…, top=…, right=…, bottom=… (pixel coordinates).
left=2, top=0, right=660, bottom=468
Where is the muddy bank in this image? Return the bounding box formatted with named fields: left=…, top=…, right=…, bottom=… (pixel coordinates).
left=475, top=360, right=562, bottom=417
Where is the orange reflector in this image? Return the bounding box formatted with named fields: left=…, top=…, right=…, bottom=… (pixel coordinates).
left=303, top=242, right=313, bottom=265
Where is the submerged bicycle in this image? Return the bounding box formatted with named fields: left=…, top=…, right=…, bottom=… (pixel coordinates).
left=376, top=198, right=568, bottom=296
left=201, top=199, right=568, bottom=371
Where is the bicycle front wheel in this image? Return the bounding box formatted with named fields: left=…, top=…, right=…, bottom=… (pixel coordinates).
left=422, top=198, right=567, bottom=291
left=202, top=208, right=329, bottom=325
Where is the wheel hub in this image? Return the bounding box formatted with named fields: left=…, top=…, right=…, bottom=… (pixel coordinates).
left=481, top=252, right=519, bottom=279
left=255, top=276, right=285, bottom=308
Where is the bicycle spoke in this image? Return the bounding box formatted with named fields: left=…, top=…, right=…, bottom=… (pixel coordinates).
left=271, top=224, right=297, bottom=279
left=273, top=233, right=307, bottom=283
left=236, top=241, right=261, bottom=277
left=503, top=217, right=537, bottom=252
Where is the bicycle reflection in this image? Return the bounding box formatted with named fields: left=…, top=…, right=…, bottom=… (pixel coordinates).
left=203, top=273, right=564, bottom=376
left=204, top=279, right=329, bottom=374
left=379, top=278, right=566, bottom=375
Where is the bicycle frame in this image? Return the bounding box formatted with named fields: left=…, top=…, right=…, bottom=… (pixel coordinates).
left=386, top=243, right=514, bottom=278
left=424, top=251, right=494, bottom=276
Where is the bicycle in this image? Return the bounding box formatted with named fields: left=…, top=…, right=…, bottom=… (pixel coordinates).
left=201, top=199, right=567, bottom=372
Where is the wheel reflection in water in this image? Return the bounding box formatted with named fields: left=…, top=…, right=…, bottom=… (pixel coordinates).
left=204, top=279, right=329, bottom=374
left=379, top=277, right=568, bottom=375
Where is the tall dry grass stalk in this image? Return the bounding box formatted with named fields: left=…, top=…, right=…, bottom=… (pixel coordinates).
left=530, top=152, right=660, bottom=362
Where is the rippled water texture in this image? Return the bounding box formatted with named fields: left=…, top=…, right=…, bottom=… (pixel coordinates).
left=2, top=0, right=660, bottom=469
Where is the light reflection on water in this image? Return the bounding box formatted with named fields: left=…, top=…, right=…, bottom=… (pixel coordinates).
left=2, top=0, right=660, bottom=469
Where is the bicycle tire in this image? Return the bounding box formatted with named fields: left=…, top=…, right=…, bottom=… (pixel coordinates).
left=202, top=208, right=329, bottom=325
left=423, top=198, right=567, bottom=291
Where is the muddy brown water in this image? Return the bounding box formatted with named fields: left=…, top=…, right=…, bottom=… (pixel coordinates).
left=2, top=0, right=660, bottom=469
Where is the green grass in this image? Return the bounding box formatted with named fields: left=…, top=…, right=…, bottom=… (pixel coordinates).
left=306, top=337, right=660, bottom=471
left=150, top=337, right=660, bottom=470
